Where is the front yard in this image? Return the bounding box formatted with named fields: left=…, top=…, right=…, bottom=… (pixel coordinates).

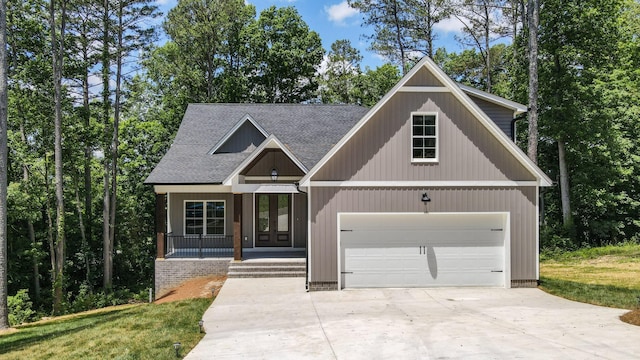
left=539, top=243, right=640, bottom=324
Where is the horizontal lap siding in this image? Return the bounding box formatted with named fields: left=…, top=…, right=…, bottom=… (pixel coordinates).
left=310, top=187, right=537, bottom=283
left=313, top=92, right=533, bottom=182
left=470, top=96, right=514, bottom=138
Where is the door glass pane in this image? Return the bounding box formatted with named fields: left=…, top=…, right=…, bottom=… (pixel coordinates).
left=258, top=195, right=269, bottom=232
left=277, top=195, right=288, bottom=232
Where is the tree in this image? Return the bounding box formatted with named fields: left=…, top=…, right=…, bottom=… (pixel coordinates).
left=352, top=63, right=401, bottom=106
left=538, top=0, right=623, bottom=239
left=349, top=0, right=413, bottom=73
left=526, top=0, right=539, bottom=163
left=319, top=39, right=362, bottom=104
left=0, top=0, right=9, bottom=329
left=454, top=0, right=510, bottom=92
left=49, top=0, right=67, bottom=315
left=407, top=0, right=452, bottom=58
left=163, top=0, right=255, bottom=103
left=249, top=6, right=323, bottom=103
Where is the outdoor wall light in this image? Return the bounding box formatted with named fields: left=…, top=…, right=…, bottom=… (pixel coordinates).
left=173, top=342, right=181, bottom=357
left=271, top=168, right=279, bottom=182
left=421, top=193, right=431, bottom=202
left=198, top=319, right=204, bottom=333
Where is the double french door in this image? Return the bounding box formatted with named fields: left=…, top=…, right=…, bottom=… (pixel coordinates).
left=256, top=194, right=291, bottom=247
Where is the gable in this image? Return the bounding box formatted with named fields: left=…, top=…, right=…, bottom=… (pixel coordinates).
left=301, top=57, right=552, bottom=187
left=310, top=91, right=534, bottom=182
left=241, top=149, right=305, bottom=177
left=210, top=115, right=268, bottom=154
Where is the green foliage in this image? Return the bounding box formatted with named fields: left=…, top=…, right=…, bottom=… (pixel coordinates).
left=8, top=290, right=35, bottom=326
left=352, top=64, right=401, bottom=107
left=539, top=277, right=640, bottom=309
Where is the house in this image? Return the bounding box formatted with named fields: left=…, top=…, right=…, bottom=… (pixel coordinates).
left=145, top=57, right=552, bottom=296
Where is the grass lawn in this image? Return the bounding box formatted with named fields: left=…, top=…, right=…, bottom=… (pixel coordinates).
left=0, top=298, right=211, bottom=359
left=539, top=243, right=640, bottom=310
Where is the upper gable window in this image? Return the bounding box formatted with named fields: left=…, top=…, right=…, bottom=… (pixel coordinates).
left=411, top=113, right=438, bottom=162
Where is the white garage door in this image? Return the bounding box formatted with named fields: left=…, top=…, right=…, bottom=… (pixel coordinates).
left=340, top=213, right=507, bottom=288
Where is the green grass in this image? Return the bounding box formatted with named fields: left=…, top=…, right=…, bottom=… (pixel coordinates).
left=0, top=298, right=211, bottom=359
left=540, top=243, right=640, bottom=309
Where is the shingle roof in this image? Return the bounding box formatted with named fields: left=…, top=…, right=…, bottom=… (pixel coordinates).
left=145, top=103, right=369, bottom=184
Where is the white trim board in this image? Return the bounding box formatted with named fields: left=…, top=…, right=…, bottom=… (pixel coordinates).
left=310, top=181, right=540, bottom=187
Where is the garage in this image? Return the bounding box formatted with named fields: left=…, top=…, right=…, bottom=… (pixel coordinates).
left=339, top=212, right=509, bottom=289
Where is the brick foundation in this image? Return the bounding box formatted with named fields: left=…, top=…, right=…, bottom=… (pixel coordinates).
left=308, top=281, right=338, bottom=291
left=511, top=279, right=538, bottom=288
left=155, top=258, right=231, bottom=298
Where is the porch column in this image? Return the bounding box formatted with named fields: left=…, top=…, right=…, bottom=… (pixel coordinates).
left=155, top=193, right=167, bottom=258
left=233, top=193, right=242, bottom=260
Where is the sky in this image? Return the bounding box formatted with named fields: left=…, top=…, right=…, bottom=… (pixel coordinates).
left=154, top=0, right=471, bottom=70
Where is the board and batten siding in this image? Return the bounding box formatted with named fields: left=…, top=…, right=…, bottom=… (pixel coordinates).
left=168, top=193, right=235, bottom=236
left=294, top=193, right=308, bottom=248
left=312, top=92, right=534, bottom=182
left=309, top=187, right=537, bottom=287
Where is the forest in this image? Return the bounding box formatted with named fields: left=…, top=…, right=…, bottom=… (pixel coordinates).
left=0, top=0, right=639, bottom=323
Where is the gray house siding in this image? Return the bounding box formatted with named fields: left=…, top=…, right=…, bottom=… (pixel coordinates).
left=294, top=193, right=308, bottom=248
left=309, top=186, right=537, bottom=288
left=214, top=120, right=265, bottom=153
left=312, top=92, right=534, bottom=182
left=469, top=95, right=515, bottom=138
left=404, top=66, right=444, bottom=87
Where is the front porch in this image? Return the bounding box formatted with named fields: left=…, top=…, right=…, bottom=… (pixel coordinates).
left=155, top=189, right=308, bottom=261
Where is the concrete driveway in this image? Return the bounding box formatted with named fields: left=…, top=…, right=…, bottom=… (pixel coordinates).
left=186, top=278, right=639, bottom=359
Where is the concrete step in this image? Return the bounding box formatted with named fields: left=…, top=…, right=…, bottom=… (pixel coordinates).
left=227, top=260, right=306, bottom=278
left=227, top=271, right=306, bottom=278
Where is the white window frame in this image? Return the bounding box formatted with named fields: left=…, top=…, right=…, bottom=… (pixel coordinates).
left=410, top=112, right=439, bottom=163
left=183, top=200, right=226, bottom=236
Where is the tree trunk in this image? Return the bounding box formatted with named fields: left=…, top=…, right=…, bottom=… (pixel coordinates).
left=557, top=139, right=572, bottom=227
left=0, top=0, right=9, bottom=329
left=50, top=0, right=67, bottom=316
left=81, top=26, right=92, bottom=268
left=527, top=0, right=539, bottom=163
left=101, top=0, right=112, bottom=291
left=483, top=3, right=491, bottom=93
left=74, top=179, right=90, bottom=285
left=20, top=122, right=40, bottom=302
left=108, top=0, right=125, bottom=288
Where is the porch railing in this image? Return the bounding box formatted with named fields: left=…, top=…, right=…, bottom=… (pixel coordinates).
left=165, top=233, right=234, bottom=258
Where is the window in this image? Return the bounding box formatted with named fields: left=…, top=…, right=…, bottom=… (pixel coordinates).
left=184, top=201, right=225, bottom=235
left=412, top=113, right=438, bottom=161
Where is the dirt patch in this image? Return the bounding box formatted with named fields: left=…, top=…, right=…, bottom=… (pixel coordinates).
left=0, top=327, right=18, bottom=335
left=154, top=275, right=226, bottom=304
left=621, top=309, right=640, bottom=326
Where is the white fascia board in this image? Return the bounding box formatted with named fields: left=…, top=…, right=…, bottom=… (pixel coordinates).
left=398, top=86, right=451, bottom=93
left=208, top=114, right=269, bottom=155
left=222, top=134, right=309, bottom=186
left=458, top=83, right=528, bottom=115
left=310, top=180, right=540, bottom=187
left=154, top=184, right=232, bottom=193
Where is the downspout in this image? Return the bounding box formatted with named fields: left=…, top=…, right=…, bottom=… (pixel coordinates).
left=511, top=110, right=529, bottom=141
left=295, top=182, right=310, bottom=291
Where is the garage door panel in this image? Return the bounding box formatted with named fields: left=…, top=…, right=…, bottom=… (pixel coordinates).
left=340, top=213, right=507, bottom=288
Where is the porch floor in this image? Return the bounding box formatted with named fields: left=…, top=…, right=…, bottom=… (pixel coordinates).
left=165, top=249, right=305, bottom=260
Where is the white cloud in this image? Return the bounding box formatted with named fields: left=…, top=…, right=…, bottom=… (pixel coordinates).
left=155, top=0, right=176, bottom=6
left=433, top=16, right=467, bottom=34
left=325, top=1, right=359, bottom=25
